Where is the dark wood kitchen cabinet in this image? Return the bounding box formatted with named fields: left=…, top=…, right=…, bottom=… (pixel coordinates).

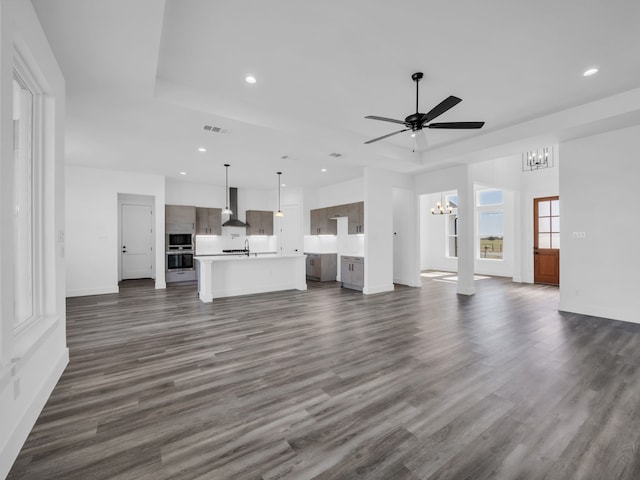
left=347, top=201, right=364, bottom=234
left=165, top=205, right=196, bottom=233
left=341, top=255, right=364, bottom=291
left=310, top=202, right=363, bottom=235
left=305, top=253, right=337, bottom=282
left=196, top=207, right=222, bottom=235
left=309, top=207, right=337, bottom=235
left=246, top=210, right=273, bottom=235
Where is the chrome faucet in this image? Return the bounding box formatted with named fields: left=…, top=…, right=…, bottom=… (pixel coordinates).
left=244, top=238, right=250, bottom=256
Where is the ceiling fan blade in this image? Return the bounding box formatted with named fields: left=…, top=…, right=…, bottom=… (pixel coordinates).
left=421, top=96, right=462, bottom=124
left=427, top=121, right=485, bottom=129
left=365, top=115, right=406, bottom=125
left=364, top=128, right=409, bottom=144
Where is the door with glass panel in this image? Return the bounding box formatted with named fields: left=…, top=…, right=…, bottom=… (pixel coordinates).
left=534, top=196, right=560, bottom=285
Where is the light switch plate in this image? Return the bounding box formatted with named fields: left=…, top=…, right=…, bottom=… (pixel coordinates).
left=572, top=232, right=586, bottom=239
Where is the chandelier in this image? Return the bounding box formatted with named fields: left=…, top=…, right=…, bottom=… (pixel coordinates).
left=523, top=147, right=553, bottom=171
left=431, top=193, right=456, bottom=215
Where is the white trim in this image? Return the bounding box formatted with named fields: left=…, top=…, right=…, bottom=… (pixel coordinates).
left=66, top=286, right=119, bottom=298
left=11, top=315, right=59, bottom=372
left=0, top=348, right=68, bottom=480
left=559, top=302, right=640, bottom=325
left=363, top=283, right=395, bottom=295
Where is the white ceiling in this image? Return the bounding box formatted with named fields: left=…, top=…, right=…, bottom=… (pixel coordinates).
left=32, top=0, right=640, bottom=189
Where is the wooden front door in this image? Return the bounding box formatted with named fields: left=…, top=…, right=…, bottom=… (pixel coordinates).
left=534, top=196, right=560, bottom=285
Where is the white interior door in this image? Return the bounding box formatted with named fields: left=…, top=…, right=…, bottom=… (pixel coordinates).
left=279, top=204, right=301, bottom=255
left=121, top=204, right=154, bottom=279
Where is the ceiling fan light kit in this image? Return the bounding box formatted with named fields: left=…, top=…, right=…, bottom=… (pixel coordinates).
left=364, top=72, right=485, bottom=145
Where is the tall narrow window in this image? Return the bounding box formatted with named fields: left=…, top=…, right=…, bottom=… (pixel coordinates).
left=13, top=73, right=35, bottom=328
left=445, top=193, right=458, bottom=258
left=477, top=188, right=504, bottom=260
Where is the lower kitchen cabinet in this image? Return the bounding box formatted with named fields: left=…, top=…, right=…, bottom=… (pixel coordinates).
left=340, top=255, right=364, bottom=291
left=305, top=253, right=337, bottom=282
left=166, top=270, right=196, bottom=283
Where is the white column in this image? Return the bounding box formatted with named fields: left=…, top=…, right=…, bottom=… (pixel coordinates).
left=456, top=166, right=475, bottom=295
left=197, top=258, right=214, bottom=303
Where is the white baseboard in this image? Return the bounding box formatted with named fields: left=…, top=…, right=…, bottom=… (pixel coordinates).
left=66, top=285, right=118, bottom=297
left=0, top=348, right=68, bottom=479
left=558, top=300, right=640, bottom=325
left=363, top=283, right=395, bottom=295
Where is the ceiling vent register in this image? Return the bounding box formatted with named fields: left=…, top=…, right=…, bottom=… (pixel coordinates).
left=203, top=125, right=230, bottom=134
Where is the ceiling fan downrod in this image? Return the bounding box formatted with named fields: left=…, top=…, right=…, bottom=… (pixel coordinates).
left=412, top=72, right=423, bottom=114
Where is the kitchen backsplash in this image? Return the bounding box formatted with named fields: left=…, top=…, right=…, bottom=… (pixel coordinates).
left=195, top=231, right=277, bottom=255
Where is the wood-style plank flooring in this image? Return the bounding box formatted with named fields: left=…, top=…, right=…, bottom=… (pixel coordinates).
left=8, top=274, right=640, bottom=479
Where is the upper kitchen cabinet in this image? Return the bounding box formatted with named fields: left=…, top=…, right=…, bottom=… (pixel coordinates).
left=327, top=203, right=349, bottom=219
left=166, top=205, right=196, bottom=233
left=310, top=207, right=337, bottom=235
left=196, top=207, right=222, bottom=235
left=347, top=201, right=364, bottom=234
left=246, top=210, right=273, bottom=236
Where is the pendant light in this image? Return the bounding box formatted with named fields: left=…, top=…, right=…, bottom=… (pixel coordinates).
left=222, top=164, right=232, bottom=215
left=275, top=171, right=284, bottom=217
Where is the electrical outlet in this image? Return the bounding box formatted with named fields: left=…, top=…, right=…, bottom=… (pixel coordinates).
left=572, top=232, right=586, bottom=239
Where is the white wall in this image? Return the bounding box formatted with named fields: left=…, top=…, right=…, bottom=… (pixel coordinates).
left=415, top=154, right=560, bottom=283
left=559, top=126, right=640, bottom=323
left=66, top=166, right=166, bottom=296
left=0, top=2, right=68, bottom=477
left=165, top=178, right=226, bottom=208
left=517, top=153, right=560, bottom=283
left=420, top=192, right=458, bottom=272
left=315, top=177, right=364, bottom=208
left=165, top=178, right=276, bottom=223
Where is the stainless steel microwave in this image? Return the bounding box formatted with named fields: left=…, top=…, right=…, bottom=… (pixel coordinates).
left=167, top=233, right=193, bottom=249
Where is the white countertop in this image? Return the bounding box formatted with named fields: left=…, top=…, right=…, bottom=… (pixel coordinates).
left=195, top=253, right=305, bottom=262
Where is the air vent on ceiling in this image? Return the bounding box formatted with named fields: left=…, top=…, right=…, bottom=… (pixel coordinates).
left=328, top=152, right=343, bottom=157
left=203, top=125, right=230, bottom=134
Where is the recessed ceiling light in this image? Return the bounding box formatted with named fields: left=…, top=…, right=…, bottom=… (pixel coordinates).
left=198, top=147, right=206, bottom=152
left=410, top=133, right=416, bottom=138
left=583, top=67, right=599, bottom=77
left=281, top=183, right=286, bottom=187
left=321, top=168, right=327, bottom=172
left=180, top=171, right=187, bottom=175
left=245, top=75, right=257, bottom=84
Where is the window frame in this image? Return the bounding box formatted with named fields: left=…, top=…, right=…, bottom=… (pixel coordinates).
left=12, top=52, right=45, bottom=335
left=476, top=188, right=505, bottom=262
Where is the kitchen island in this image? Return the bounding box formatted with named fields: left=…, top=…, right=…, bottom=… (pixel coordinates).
left=194, top=254, right=307, bottom=303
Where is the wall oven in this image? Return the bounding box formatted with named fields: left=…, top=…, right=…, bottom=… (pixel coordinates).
left=166, top=251, right=194, bottom=271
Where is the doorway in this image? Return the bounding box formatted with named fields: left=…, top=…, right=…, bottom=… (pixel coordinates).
left=533, top=196, right=560, bottom=285
left=119, top=195, right=155, bottom=280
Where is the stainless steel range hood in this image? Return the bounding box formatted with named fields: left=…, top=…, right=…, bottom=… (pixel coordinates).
left=222, top=187, right=248, bottom=227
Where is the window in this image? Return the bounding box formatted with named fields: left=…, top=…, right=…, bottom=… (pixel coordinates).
left=13, top=61, right=43, bottom=332
left=537, top=199, right=560, bottom=249
left=477, top=188, right=504, bottom=260
left=445, top=193, right=458, bottom=258
left=13, top=73, right=35, bottom=328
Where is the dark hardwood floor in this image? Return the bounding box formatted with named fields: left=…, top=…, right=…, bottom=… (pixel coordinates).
left=8, top=274, right=640, bottom=479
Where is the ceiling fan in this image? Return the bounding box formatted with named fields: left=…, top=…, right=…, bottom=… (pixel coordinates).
left=364, top=72, right=484, bottom=144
